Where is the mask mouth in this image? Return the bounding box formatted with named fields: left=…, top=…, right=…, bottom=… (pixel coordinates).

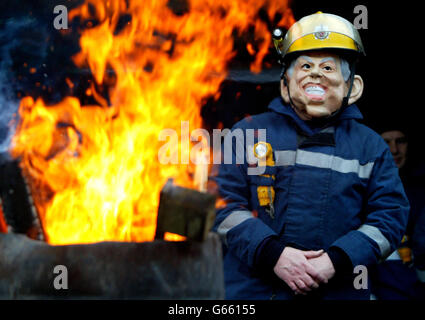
left=303, top=83, right=327, bottom=100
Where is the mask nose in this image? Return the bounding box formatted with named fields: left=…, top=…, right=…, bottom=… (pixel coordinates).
left=309, top=64, right=322, bottom=78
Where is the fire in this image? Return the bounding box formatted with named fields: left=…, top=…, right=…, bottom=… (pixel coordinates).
left=10, top=0, right=294, bottom=244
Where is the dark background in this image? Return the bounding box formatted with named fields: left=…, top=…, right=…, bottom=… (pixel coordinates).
left=0, top=0, right=422, bottom=162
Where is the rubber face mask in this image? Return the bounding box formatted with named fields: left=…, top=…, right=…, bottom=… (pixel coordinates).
left=281, top=52, right=354, bottom=120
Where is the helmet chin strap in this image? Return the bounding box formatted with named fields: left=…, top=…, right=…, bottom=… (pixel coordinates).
left=280, top=63, right=297, bottom=110
left=338, top=62, right=356, bottom=114
left=280, top=62, right=356, bottom=125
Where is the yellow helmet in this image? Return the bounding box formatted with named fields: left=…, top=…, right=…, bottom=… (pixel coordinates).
left=273, top=11, right=365, bottom=60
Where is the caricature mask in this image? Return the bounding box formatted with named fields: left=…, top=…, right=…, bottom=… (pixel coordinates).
left=280, top=51, right=364, bottom=120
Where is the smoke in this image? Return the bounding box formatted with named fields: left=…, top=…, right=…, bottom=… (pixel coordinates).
left=0, top=82, right=17, bottom=156
left=0, top=16, right=48, bottom=154
left=0, top=63, right=18, bottom=155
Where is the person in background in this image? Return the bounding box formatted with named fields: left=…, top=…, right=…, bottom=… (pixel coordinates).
left=371, top=125, right=425, bottom=299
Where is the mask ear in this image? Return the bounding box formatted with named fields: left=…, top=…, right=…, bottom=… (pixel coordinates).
left=280, top=78, right=290, bottom=104
left=348, top=75, right=364, bottom=105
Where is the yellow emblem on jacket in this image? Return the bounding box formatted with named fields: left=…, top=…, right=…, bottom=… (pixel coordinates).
left=254, top=142, right=275, bottom=218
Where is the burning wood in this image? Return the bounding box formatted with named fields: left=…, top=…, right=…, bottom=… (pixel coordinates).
left=0, top=156, right=44, bottom=241
left=155, top=179, right=216, bottom=242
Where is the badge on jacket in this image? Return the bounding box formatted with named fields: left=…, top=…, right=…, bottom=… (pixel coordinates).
left=254, top=142, right=276, bottom=219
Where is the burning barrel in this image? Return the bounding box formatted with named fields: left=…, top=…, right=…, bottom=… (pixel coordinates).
left=0, top=158, right=224, bottom=299
left=0, top=232, right=223, bottom=299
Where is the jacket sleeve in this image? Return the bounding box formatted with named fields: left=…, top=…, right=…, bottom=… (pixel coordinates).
left=212, top=126, right=277, bottom=268
left=330, top=147, right=410, bottom=268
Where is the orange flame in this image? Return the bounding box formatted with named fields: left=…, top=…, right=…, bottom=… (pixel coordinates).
left=10, top=0, right=294, bottom=244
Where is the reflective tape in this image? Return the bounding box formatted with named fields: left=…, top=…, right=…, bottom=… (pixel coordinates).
left=320, top=126, right=335, bottom=134
left=217, top=210, right=254, bottom=245
left=274, top=150, right=296, bottom=166
left=297, top=150, right=332, bottom=169
left=358, top=224, right=392, bottom=258
left=416, top=269, right=425, bottom=283
left=274, top=149, right=374, bottom=179
left=331, top=156, right=374, bottom=179
left=386, top=250, right=401, bottom=261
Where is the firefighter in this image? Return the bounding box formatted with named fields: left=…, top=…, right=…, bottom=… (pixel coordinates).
left=213, top=12, right=410, bottom=299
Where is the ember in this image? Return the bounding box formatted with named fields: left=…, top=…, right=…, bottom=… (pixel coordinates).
left=9, top=0, right=294, bottom=245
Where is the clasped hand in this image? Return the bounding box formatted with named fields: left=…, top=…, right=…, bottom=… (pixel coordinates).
left=273, top=247, right=335, bottom=295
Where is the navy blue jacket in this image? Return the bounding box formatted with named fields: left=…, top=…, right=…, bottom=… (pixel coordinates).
left=371, top=167, right=425, bottom=300
left=213, top=97, right=410, bottom=300
left=406, top=184, right=425, bottom=272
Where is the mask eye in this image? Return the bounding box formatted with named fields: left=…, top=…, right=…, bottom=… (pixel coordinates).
left=301, top=63, right=311, bottom=70
left=323, top=65, right=333, bottom=71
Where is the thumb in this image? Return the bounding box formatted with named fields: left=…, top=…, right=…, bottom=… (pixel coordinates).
left=303, top=249, right=324, bottom=259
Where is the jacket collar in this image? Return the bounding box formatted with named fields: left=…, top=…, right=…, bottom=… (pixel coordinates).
left=268, top=97, right=363, bottom=136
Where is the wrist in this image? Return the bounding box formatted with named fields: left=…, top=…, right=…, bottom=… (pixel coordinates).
left=327, top=246, right=352, bottom=275
left=255, top=236, right=286, bottom=273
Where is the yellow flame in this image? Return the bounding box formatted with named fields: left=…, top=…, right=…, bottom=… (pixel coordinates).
left=11, top=0, right=294, bottom=244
